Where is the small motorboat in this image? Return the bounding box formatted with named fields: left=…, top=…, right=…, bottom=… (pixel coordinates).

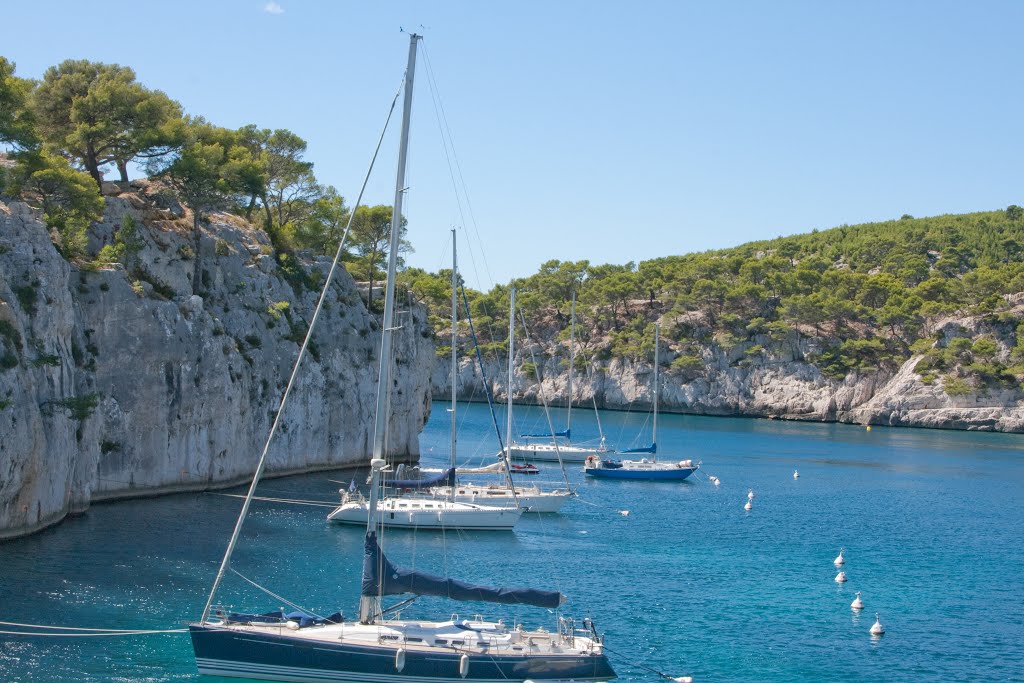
left=510, top=463, right=540, bottom=475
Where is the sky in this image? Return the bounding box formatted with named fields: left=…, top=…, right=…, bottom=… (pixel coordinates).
left=3, top=1, right=1023, bottom=290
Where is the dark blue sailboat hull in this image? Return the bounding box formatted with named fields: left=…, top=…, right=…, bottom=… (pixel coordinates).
left=585, top=466, right=698, bottom=481
left=190, top=625, right=616, bottom=682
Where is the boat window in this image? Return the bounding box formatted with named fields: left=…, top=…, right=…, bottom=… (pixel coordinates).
left=434, top=639, right=447, bottom=645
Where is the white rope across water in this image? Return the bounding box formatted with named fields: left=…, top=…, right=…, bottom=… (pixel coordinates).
left=0, top=620, right=187, bottom=637
left=210, top=493, right=337, bottom=508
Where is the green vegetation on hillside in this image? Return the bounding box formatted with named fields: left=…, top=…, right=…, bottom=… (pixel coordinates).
left=0, top=55, right=404, bottom=285
left=402, top=209, right=1024, bottom=396
left=3, top=56, right=1022, bottom=398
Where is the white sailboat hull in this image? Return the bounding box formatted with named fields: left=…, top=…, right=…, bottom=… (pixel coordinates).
left=507, top=443, right=606, bottom=462
left=429, top=485, right=572, bottom=513
left=327, top=496, right=522, bottom=529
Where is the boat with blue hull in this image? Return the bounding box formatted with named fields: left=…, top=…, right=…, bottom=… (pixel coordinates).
left=190, top=619, right=615, bottom=682
left=190, top=33, right=614, bottom=683
left=585, top=324, right=698, bottom=481
left=586, top=456, right=698, bottom=480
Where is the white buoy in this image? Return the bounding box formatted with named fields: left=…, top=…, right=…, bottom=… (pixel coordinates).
left=711, top=476, right=720, bottom=486
left=793, top=469, right=800, bottom=479
left=744, top=500, right=752, bottom=511
left=747, top=488, right=755, bottom=500
left=870, top=613, right=885, bottom=636
left=851, top=591, right=864, bottom=610
left=835, top=571, right=847, bottom=583
left=672, top=677, right=694, bottom=683
left=834, top=548, right=845, bottom=566
left=619, top=510, right=630, bottom=516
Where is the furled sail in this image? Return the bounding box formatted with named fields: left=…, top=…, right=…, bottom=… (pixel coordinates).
left=362, top=533, right=564, bottom=608
left=520, top=429, right=570, bottom=439
left=417, top=462, right=506, bottom=475
left=620, top=443, right=657, bottom=454
left=386, top=467, right=456, bottom=489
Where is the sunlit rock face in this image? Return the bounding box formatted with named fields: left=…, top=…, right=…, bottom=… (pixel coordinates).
left=0, top=192, right=433, bottom=540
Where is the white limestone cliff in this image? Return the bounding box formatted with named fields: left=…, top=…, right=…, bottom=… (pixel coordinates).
left=0, top=190, right=433, bottom=540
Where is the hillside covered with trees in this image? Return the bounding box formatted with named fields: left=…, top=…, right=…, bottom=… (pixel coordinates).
left=4, top=54, right=1023, bottom=411
left=405, top=207, right=1024, bottom=401
left=0, top=56, right=404, bottom=299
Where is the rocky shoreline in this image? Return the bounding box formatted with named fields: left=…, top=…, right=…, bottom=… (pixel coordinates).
left=431, top=316, right=1024, bottom=434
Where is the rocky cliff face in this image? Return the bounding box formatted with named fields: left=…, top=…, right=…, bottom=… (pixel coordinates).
left=0, top=190, right=433, bottom=540
left=432, top=314, right=1024, bottom=433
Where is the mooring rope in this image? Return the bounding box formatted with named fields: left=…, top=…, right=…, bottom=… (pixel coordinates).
left=601, top=642, right=692, bottom=681
left=210, top=493, right=337, bottom=508
left=0, top=620, right=187, bottom=637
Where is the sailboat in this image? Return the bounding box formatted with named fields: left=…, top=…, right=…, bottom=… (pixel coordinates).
left=432, top=286, right=573, bottom=513
left=508, top=293, right=612, bottom=463
left=585, top=323, right=699, bottom=480
left=328, top=229, right=521, bottom=530
left=190, top=34, right=614, bottom=682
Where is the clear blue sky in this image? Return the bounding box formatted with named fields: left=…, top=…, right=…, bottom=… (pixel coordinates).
left=4, top=1, right=1022, bottom=289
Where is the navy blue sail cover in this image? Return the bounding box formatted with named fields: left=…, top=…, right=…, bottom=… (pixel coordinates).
left=521, top=429, right=570, bottom=439
left=362, top=533, right=564, bottom=609
left=620, top=442, right=657, bottom=454
left=387, top=467, right=455, bottom=489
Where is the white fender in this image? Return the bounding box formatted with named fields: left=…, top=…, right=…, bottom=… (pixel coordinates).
left=459, top=653, right=470, bottom=678
left=395, top=648, right=406, bottom=672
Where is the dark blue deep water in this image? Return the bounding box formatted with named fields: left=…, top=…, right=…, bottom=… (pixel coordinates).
left=1, top=401, right=1023, bottom=682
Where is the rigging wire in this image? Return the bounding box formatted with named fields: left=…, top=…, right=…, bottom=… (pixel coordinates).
left=420, top=42, right=496, bottom=294
left=517, top=311, right=572, bottom=491
left=230, top=569, right=331, bottom=622
left=199, top=74, right=407, bottom=624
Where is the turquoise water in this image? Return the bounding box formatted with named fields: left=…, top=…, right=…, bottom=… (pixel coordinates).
left=1, top=401, right=1023, bottom=682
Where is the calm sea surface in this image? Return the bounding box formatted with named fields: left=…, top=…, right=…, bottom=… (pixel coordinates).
left=1, top=401, right=1022, bottom=682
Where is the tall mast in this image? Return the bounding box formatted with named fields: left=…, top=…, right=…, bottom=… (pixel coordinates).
left=450, top=229, right=458, bottom=471
left=361, top=31, right=420, bottom=625
left=566, top=291, right=575, bottom=438
left=652, top=322, right=659, bottom=459
left=506, top=288, right=515, bottom=459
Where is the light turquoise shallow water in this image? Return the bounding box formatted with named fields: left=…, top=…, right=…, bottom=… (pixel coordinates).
left=1, top=401, right=1023, bottom=682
